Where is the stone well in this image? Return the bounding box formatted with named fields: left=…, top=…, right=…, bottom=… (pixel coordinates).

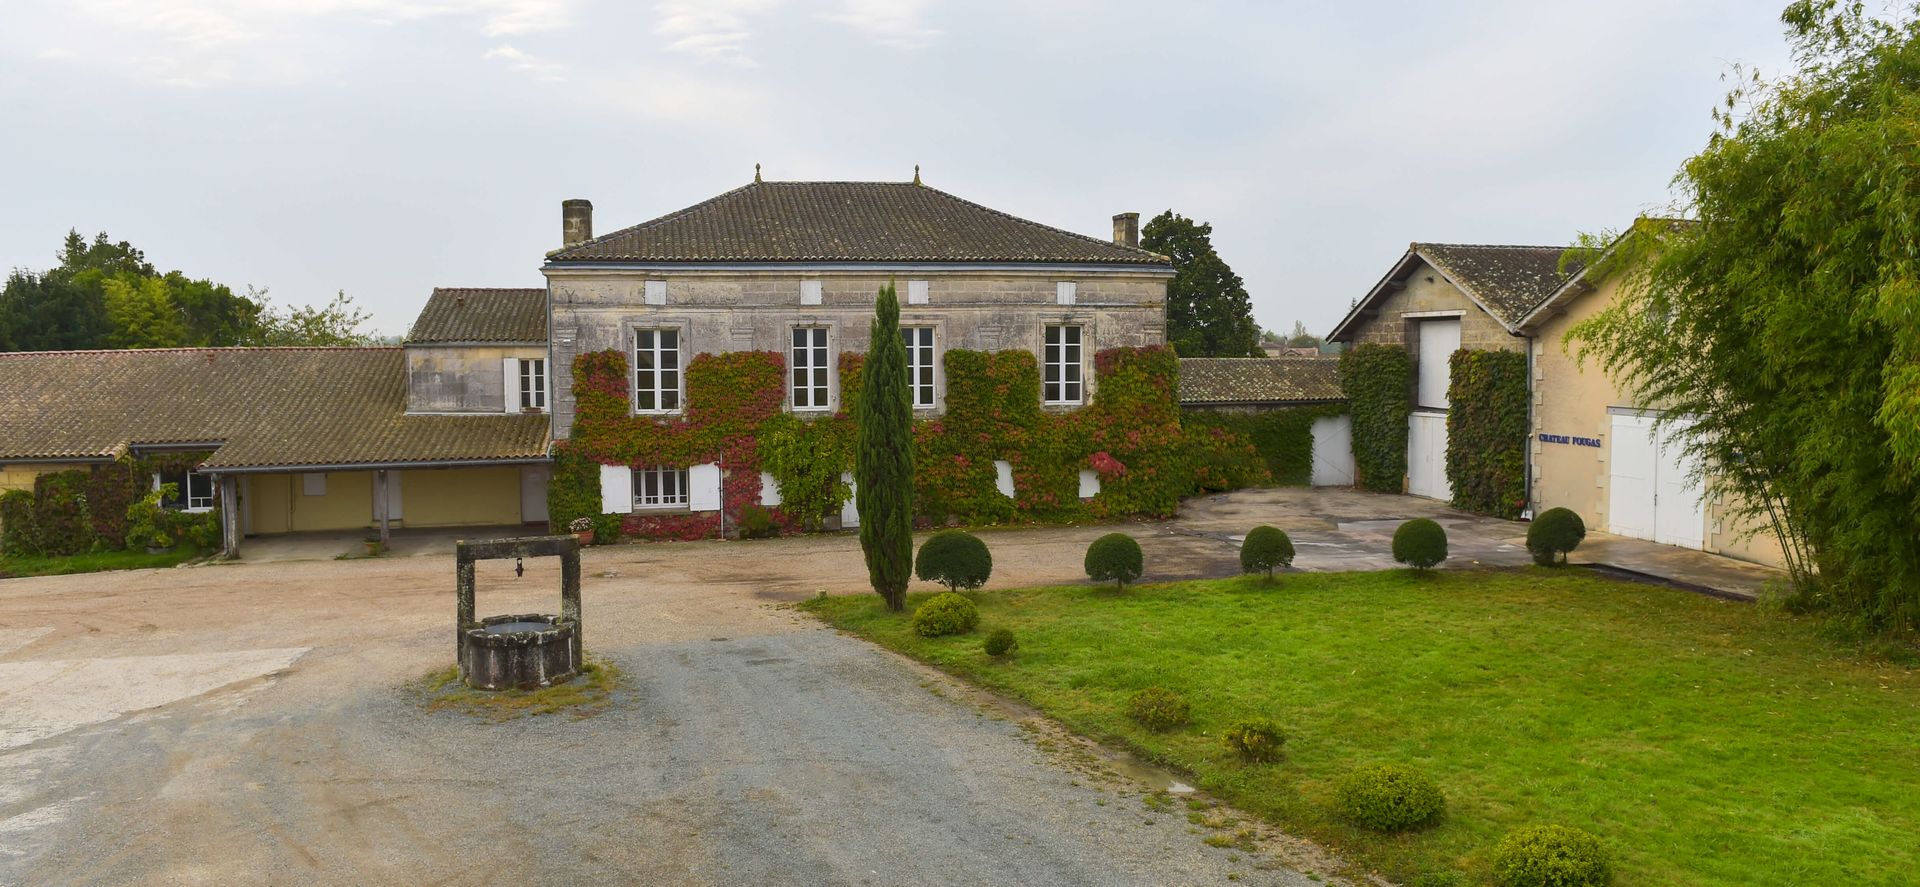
left=455, top=536, right=582, bottom=691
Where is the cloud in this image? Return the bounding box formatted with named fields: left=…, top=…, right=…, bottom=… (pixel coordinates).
left=822, top=0, right=940, bottom=49
left=484, top=43, right=563, bottom=81
left=652, top=0, right=780, bottom=66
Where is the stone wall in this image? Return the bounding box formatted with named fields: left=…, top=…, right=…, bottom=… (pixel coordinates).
left=1340, top=258, right=1525, bottom=360
left=543, top=268, right=1170, bottom=439
left=406, top=344, right=550, bottom=414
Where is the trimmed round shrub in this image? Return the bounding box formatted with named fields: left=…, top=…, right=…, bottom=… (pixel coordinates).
left=1126, top=687, right=1189, bottom=731
left=1491, top=825, right=1611, bottom=887
left=1392, top=518, right=1449, bottom=571
left=1239, top=526, right=1296, bottom=578
left=916, top=530, right=993, bottom=592
left=983, top=627, right=1018, bottom=657
left=1221, top=719, right=1287, bottom=763
left=1526, top=507, right=1587, bottom=566
left=911, top=592, right=980, bottom=637
left=1085, top=533, right=1144, bottom=589
left=1333, top=763, right=1446, bottom=832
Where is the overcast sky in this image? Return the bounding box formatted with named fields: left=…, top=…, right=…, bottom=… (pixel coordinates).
left=0, top=1, right=1794, bottom=340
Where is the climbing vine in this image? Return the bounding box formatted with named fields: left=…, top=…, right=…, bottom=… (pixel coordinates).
left=1339, top=344, right=1413, bottom=493
left=1445, top=349, right=1529, bottom=518
left=1182, top=404, right=1347, bottom=486
left=0, top=451, right=217, bottom=556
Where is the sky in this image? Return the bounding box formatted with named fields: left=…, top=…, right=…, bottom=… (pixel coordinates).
left=0, top=0, right=1796, bottom=340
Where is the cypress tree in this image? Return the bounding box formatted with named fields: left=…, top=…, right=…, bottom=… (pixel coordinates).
left=856, top=281, right=915, bottom=611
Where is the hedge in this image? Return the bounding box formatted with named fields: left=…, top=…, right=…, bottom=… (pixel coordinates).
left=1181, top=404, right=1346, bottom=486
left=1339, top=344, right=1412, bottom=492
left=1446, top=349, right=1529, bottom=518
left=1, top=453, right=218, bottom=557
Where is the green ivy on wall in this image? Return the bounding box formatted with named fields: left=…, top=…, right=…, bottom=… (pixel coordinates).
left=1446, top=349, right=1529, bottom=518
left=1182, top=404, right=1347, bottom=486
left=1339, top=344, right=1413, bottom=493
left=0, top=452, right=217, bottom=557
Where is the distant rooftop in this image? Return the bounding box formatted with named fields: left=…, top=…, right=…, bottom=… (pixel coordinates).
left=406, top=288, right=547, bottom=344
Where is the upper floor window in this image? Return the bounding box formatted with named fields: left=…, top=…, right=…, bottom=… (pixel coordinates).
left=634, top=329, right=682, bottom=413
left=633, top=466, right=688, bottom=509
left=1044, top=324, right=1083, bottom=405
left=792, top=327, right=830, bottom=410
left=518, top=358, right=547, bottom=412
left=905, top=326, right=936, bottom=409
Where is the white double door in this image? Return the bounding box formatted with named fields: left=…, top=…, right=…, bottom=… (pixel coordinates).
left=1608, top=414, right=1705, bottom=549
left=1407, top=412, right=1451, bottom=501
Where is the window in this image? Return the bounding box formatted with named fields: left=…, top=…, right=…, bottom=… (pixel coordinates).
left=907, top=279, right=929, bottom=305
left=1055, top=281, right=1077, bottom=306
left=1044, top=324, right=1083, bottom=404
left=632, top=466, right=688, bottom=509
left=791, top=327, right=830, bottom=410
left=800, top=280, right=823, bottom=305
left=634, top=329, right=682, bottom=412
left=518, top=358, right=547, bottom=411
left=157, top=469, right=216, bottom=512
left=905, top=326, right=936, bottom=409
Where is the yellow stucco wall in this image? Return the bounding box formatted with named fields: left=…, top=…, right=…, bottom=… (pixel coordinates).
left=1529, top=276, right=1784, bottom=568
left=243, top=470, right=374, bottom=533
left=0, top=463, right=69, bottom=494
left=396, top=466, right=524, bottom=527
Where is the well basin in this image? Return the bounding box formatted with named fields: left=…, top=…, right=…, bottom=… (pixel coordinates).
left=458, top=613, right=580, bottom=690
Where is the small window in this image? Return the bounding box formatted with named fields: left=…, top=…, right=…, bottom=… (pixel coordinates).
left=632, top=466, right=688, bottom=509
left=791, top=327, right=830, bottom=410
left=644, top=279, right=667, bottom=306
left=1055, top=281, right=1077, bottom=306
left=800, top=280, right=823, bottom=306
left=518, top=358, right=547, bottom=411
left=907, top=279, right=929, bottom=305
left=634, top=329, right=682, bottom=413
left=185, top=472, right=216, bottom=511
left=905, top=326, right=936, bottom=409
left=1043, top=324, right=1083, bottom=404
left=155, top=468, right=216, bottom=512
left=302, top=473, right=327, bottom=496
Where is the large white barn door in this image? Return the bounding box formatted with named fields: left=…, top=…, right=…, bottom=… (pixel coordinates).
left=1407, top=412, right=1451, bottom=500
left=1608, top=414, right=1705, bottom=549
left=1652, top=419, right=1705, bottom=548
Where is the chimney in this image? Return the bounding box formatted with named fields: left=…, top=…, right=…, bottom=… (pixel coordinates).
left=562, top=199, right=593, bottom=248
left=1112, top=212, right=1140, bottom=249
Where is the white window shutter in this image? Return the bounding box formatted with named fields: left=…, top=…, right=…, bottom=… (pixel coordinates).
left=840, top=471, right=859, bottom=527
left=689, top=463, right=722, bottom=511
left=1078, top=469, right=1101, bottom=499
left=645, top=279, right=667, bottom=306
left=758, top=471, right=782, bottom=507
left=800, top=280, right=823, bottom=306
left=994, top=460, right=1016, bottom=498
left=599, top=464, right=633, bottom=514
left=1055, top=281, right=1077, bottom=305
left=907, top=279, right=929, bottom=305
left=503, top=358, right=519, bottom=413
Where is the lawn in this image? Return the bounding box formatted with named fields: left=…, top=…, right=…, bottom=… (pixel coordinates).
left=802, top=570, right=1920, bottom=886
left=0, top=547, right=204, bottom=578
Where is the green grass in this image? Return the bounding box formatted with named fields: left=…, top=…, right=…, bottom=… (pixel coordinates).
left=802, top=570, right=1920, bottom=886
left=0, top=547, right=204, bottom=577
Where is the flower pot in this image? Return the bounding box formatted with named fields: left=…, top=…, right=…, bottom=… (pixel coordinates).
left=575, top=530, right=595, bottom=546
left=364, top=540, right=383, bottom=555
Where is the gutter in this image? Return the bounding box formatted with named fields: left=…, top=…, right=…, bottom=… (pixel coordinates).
left=542, top=261, right=1176, bottom=277
left=204, top=456, right=551, bottom=475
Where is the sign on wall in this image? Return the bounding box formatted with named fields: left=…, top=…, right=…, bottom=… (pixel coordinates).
left=1539, top=433, right=1602, bottom=448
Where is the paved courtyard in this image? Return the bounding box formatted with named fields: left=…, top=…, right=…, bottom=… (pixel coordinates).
left=0, top=488, right=1778, bottom=885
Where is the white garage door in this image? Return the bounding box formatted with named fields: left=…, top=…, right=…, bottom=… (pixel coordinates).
left=1608, top=414, right=1704, bottom=548
left=1407, top=411, right=1451, bottom=501
left=1310, top=414, right=1356, bottom=487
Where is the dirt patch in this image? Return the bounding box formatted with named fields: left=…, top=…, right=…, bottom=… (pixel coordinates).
left=414, top=657, right=625, bottom=722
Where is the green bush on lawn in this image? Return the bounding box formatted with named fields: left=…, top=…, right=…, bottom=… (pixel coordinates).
left=911, top=592, right=979, bottom=637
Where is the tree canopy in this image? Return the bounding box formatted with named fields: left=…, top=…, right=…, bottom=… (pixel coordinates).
left=1568, top=0, right=1920, bottom=633
left=0, top=230, right=374, bottom=351
left=1141, top=211, right=1262, bottom=357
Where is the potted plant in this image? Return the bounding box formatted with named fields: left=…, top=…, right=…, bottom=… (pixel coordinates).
left=569, top=516, right=595, bottom=545
left=362, top=533, right=384, bottom=556
left=146, top=532, right=175, bottom=556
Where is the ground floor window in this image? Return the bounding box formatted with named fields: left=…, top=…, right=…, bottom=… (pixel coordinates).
left=156, top=469, right=216, bottom=512
left=633, top=466, right=688, bottom=509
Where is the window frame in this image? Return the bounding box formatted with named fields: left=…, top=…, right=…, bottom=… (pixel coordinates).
left=790, top=325, right=832, bottom=412
left=155, top=469, right=216, bottom=513
left=1043, top=323, right=1085, bottom=405
left=631, top=466, right=690, bottom=510
left=903, top=325, right=937, bottom=410
left=631, top=326, right=684, bottom=415
left=518, top=357, right=548, bottom=412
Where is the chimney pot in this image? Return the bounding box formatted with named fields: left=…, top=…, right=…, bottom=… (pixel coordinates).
left=562, top=199, right=593, bottom=248
left=1112, top=212, right=1140, bottom=249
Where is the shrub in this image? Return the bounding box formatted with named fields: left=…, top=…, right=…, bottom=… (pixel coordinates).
left=1239, top=525, right=1295, bottom=578
left=179, top=511, right=220, bottom=551
left=737, top=503, right=776, bottom=539
left=1491, top=825, right=1612, bottom=887
left=915, top=530, right=993, bottom=592
left=124, top=485, right=175, bottom=551
left=1221, top=719, right=1287, bottom=763
left=1126, top=686, right=1189, bottom=731
left=983, top=627, right=1018, bottom=657
left=1392, top=518, right=1448, bottom=571
left=1527, top=507, right=1587, bottom=566
left=0, top=489, right=40, bottom=556
left=1085, top=532, right=1144, bottom=589
left=911, top=591, right=979, bottom=637
left=1333, top=763, right=1446, bottom=833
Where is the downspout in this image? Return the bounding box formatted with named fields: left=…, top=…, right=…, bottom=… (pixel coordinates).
left=1523, top=334, right=1536, bottom=519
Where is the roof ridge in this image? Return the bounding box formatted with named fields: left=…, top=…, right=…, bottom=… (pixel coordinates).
left=430, top=286, right=545, bottom=293
left=0, top=346, right=401, bottom=357
left=1413, top=242, right=1571, bottom=250
left=913, top=183, right=1169, bottom=260
left=549, top=181, right=761, bottom=260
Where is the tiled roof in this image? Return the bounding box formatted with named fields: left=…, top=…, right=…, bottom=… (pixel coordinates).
left=1178, top=357, right=1345, bottom=405
left=406, top=288, right=547, bottom=343
left=0, top=348, right=550, bottom=469
left=547, top=180, right=1171, bottom=266
left=1415, top=243, right=1580, bottom=326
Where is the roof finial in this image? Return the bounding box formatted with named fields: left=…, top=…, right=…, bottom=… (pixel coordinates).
left=913, top=164, right=921, bottom=185
left=754, top=162, right=762, bottom=184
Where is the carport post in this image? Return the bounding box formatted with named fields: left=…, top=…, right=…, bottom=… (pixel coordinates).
left=217, top=474, right=241, bottom=558
left=375, top=469, right=390, bottom=546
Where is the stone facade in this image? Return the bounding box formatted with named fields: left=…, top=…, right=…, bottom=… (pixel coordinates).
left=543, top=268, right=1170, bottom=439
left=1337, top=258, right=1525, bottom=359
left=406, top=344, right=551, bottom=414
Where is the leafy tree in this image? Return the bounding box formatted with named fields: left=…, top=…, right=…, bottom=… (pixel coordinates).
left=1568, top=0, right=1920, bottom=632
left=855, top=281, right=915, bottom=611
left=1141, top=211, right=1261, bottom=357
left=239, top=290, right=375, bottom=347
left=1286, top=320, right=1321, bottom=349
left=103, top=275, right=188, bottom=348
